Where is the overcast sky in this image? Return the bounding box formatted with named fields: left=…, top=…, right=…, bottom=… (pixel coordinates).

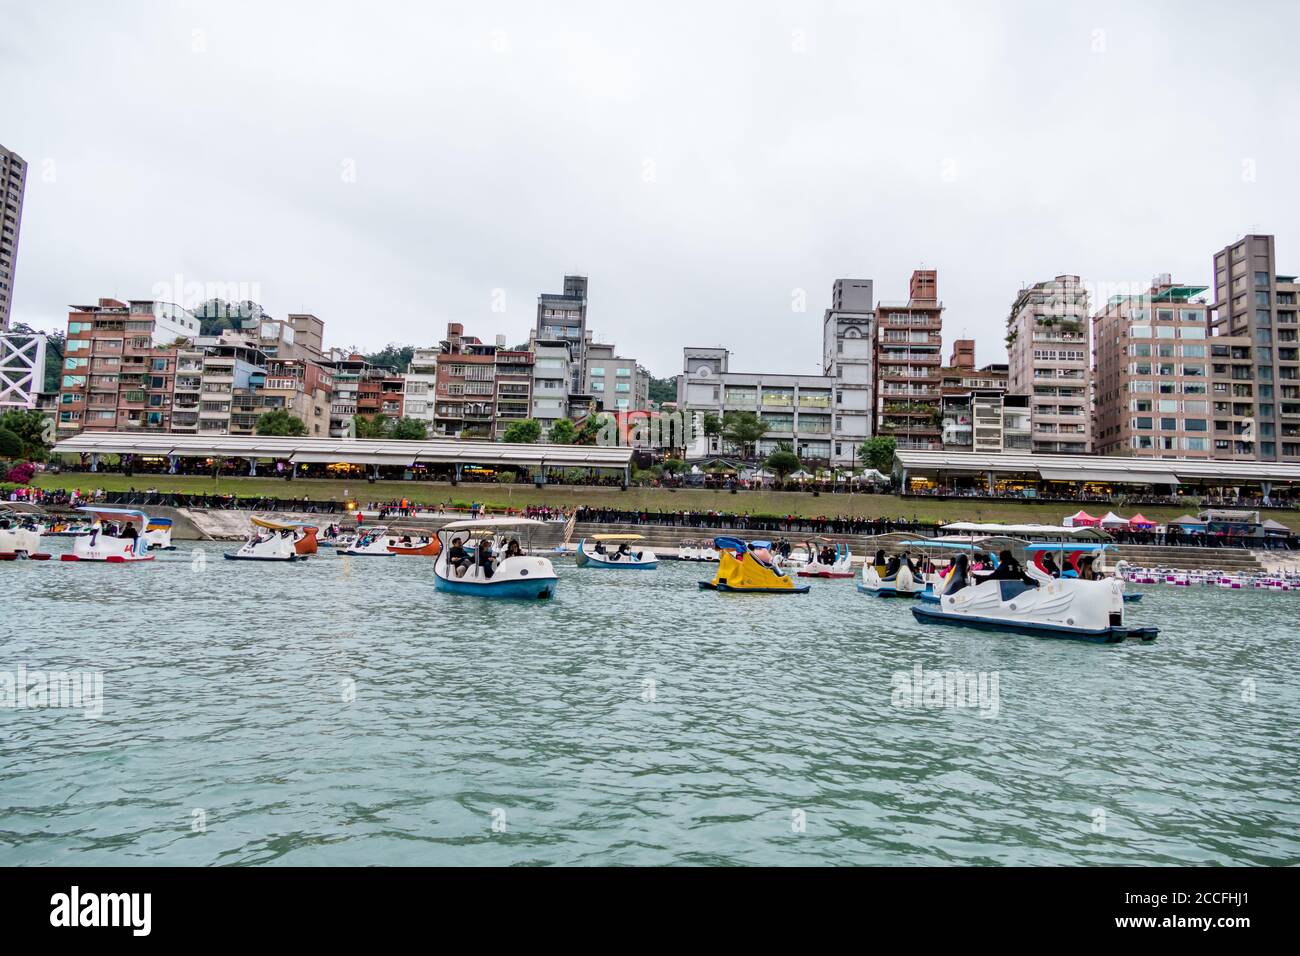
left=4, top=0, right=1298, bottom=377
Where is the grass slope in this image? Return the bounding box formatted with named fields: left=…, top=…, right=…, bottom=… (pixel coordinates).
left=25, top=472, right=1296, bottom=526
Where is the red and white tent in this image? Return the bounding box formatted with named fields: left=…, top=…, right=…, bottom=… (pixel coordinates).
left=1063, top=510, right=1100, bottom=527
left=1128, top=513, right=1156, bottom=528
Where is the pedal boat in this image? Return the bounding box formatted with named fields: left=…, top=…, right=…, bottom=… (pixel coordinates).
left=338, top=527, right=397, bottom=556
left=251, top=516, right=319, bottom=555
left=911, top=560, right=1158, bottom=643
left=796, top=539, right=854, bottom=578
left=60, top=507, right=155, bottom=562
left=858, top=560, right=920, bottom=598
left=575, top=534, right=658, bottom=569
left=0, top=516, right=48, bottom=560
left=385, top=528, right=442, bottom=557
left=698, top=537, right=810, bottom=593
left=144, top=517, right=176, bottom=551
left=433, top=518, right=557, bottom=599
left=225, top=526, right=303, bottom=562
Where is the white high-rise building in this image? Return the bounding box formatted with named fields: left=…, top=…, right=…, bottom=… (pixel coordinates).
left=822, top=279, right=875, bottom=465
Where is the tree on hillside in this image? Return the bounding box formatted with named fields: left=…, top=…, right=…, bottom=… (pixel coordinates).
left=647, top=375, right=678, bottom=405
left=389, top=417, right=428, bottom=440
left=722, top=411, right=766, bottom=460
left=363, top=344, right=415, bottom=373
left=502, top=419, right=541, bottom=444
left=0, top=409, right=51, bottom=460
left=254, top=409, right=308, bottom=436
left=351, top=414, right=389, bottom=439
left=765, top=447, right=801, bottom=481
left=858, top=436, right=897, bottom=474
left=547, top=418, right=577, bottom=445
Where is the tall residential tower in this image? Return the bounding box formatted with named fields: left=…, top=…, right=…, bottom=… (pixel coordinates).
left=0, top=145, right=27, bottom=329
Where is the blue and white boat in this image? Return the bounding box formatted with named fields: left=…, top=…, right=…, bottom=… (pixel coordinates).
left=433, top=518, right=558, bottom=600
left=575, top=534, right=658, bottom=569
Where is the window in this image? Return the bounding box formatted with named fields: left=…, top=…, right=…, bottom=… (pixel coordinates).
left=1156, top=309, right=1174, bottom=321
left=590, top=367, right=604, bottom=376
left=616, top=368, right=631, bottom=377
left=1181, top=344, right=1206, bottom=358
left=1160, top=418, right=1177, bottom=430
left=1185, top=419, right=1207, bottom=431
left=1180, top=326, right=1206, bottom=340
left=1133, top=417, right=1153, bottom=430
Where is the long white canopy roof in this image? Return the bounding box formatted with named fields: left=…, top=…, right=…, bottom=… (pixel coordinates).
left=51, top=433, right=634, bottom=469
left=895, top=449, right=1300, bottom=485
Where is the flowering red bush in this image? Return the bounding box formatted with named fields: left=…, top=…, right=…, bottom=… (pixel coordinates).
left=5, top=462, right=36, bottom=485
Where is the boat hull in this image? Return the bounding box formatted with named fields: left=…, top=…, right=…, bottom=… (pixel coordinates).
left=224, top=553, right=302, bottom=562
left=699, top=581, right=811, bottom=594
left=912, top=602, right=1158, bottom=643
left=434, top=573, right=556, bottom=599
left=857, top=583, right=921, bottom=598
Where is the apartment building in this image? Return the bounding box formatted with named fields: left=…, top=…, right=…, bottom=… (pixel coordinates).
left=1092, top=277, right=1225, bottom=458
left=324, top=353, right=394, bottom=436
left=822, top=278, right=875, bottom=465
left=286, top=313, right=325, bottom=357
left=938, top=342, right=1029, bottom=454
left=403, top=347, right=438, bottom=424
left=259, top=357, right=334, bottom=436
left=57, top=299, right=201, bottom=434
left=874, top=270, right=945, bottom=451
left=1211, top=234, right=1300, bottom=462
left=433, top=323, right=497, bottom=438
left=677, top=347, right=836, bottom=461
left=0, top=144, right=25, bottom=330
left=536, top=275, right=589, bottom=392
left=530, top=337, right=572, bottom=434
left=493, top=348, right=535, bottom=438
left=584, top=341, right=648, bottom=413
left=199, top=340, right=267, bottom=435
left=1006, top=274, right=1091, bottom=454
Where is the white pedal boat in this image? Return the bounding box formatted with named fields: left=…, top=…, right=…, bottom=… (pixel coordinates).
left=796, top=540, right=854, bottom=578
left=0, top=517, right=46, bottom=560
left=858, top=560, right=920, bottom=598
left=912, top=559, right=1157, bottom=643
left=338, top=527, right=397, bottom=556
left=60, top=506, right=155, bottom=563
left=575, top=534, right=657, bottom=569
left=225, top=526, right=304, bottom=561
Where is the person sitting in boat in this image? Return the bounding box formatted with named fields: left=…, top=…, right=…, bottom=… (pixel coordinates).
left=986, top=550, right=1036, bottom=585
left=1042, top=553, right=1061, bottom=578
left=884, top=553, right=902, bottom=579
left=475, top=537, right=496, bottom=579
left=874, top=549, right=888, bottom=576
left=593, top=539, right=608, bottom=556
left=121, top=522, right=138, bottom=540
left=505, top=539, right=523, bottom=559
left=616, top=542, right=632, bottom=561
left=751, top=544, right=775, bottom=568
left=1077, top=555, right=1097, bottom=580
left=400, top=534, right=413, bottom=545
left=447, top=537, right=471, bottom=577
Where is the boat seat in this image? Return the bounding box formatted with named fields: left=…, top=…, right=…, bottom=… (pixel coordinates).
left=997, top=579, right=1037, bottom=602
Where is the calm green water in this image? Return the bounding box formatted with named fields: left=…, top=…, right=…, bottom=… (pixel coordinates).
left=2, top=540, right=1297, bottom=866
